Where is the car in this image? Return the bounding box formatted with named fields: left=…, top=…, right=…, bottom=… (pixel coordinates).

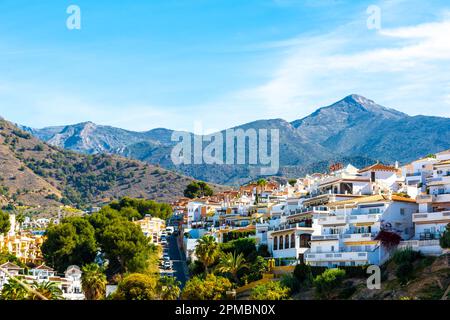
left=163, top=261, right=172, bottom=270
left=163, top=255, right=170, bottom=261
left=165, top=227, right=174, bottom=235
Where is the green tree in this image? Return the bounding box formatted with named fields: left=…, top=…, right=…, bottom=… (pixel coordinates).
left=98, top=220, right=152, bottom=274
left=158, top=276, right=181, bottom=300
left=195, top=236, right=219, bottom=274
left=184, top=181, right=213, bottom=199
left=41, top=217, right=97, bottom=272
left=250, top=281, right=290, bottom=300
left=1, top=280, right=28, bottom=300
left=215, top=252, right=249, bottom=283
left=255, top=179, right=267, bottom=204
left=30, top=281, right=64, bottom=300
left=440, top=223, right=450, bottom=248
left=181, top=274, right=232, bottom=300
left=81, top=263, right=107, bottom=300
left=313, top=268, right=346, bottom=299
left=112, top=273, right=158, bottom=300
left=0, top=210, right=10, bottom=235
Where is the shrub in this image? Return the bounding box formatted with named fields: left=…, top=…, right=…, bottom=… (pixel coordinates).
left=396, top=263, right=414, bottom=285
left=440, top=223, right=450, bottom=248
left=293, top=263, right=313, bottom=287
left=250, top=281, right=290, bottom=300
left=392, top=248, right=422, bottom=265
left=181, top=274, right=232, bottom=300
left=112, top=273, right=158, bottom=300
left=313, top=268, right=346, bottom=299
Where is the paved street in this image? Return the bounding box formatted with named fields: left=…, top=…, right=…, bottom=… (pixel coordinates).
left=167, top=234, right=189, bottom=288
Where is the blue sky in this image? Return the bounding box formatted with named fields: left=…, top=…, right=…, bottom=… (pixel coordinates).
left=0, top=0, right=449, bottom=132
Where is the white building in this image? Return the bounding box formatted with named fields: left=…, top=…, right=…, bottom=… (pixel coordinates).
left=305, top=195, right=418, bottom=267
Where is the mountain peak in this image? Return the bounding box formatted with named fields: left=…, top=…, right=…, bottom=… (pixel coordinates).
left=343, top=94, right=375, bottom=105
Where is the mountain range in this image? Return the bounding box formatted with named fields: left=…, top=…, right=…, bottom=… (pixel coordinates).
left=21, top=94, right=450, bottom=185
left=0, top=118, right=225, bottom=209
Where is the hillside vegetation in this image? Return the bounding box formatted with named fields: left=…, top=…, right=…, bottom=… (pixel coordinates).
left=1, top=118, right=222, bottom=209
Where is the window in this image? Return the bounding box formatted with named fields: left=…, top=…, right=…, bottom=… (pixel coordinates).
left=371, top=172, right=376, bottom=182
left=291, top=234, right=296, bottom=248
left=331, top=245, right=335, bottom=252
left=285, top=235, right=289, bottom=249
left=279, top=236, right=284, bottom=250
left=400, top=208, right=405, bottom=216
left=273, top=236, right=278, bottom=250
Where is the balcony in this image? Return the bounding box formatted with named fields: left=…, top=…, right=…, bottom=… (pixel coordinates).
left=433, top=193, right=450, bottom=203
left=416, top=194, right=433, bottom=203
left=268, top=223, right=313, bottom=232
left=342, top=233, right=375, bottom=242
left=318, top=215, right=346, bottom=225
left=413, top=211, right=450, bottom=223
left=348, top=214, right=381, bottom=224
left=417, top=232, right=442, bottom=241
left=311, top=234, right=339, bottom=241
left=305, top=251, right=369, bottom=262
left=406, top=172, right=421, bottom=177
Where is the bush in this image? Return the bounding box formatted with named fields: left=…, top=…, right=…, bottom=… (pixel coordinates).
left=112, top=273, right=158, bottom=300
left=181, top=274, right=232, bottom=300
left=310, top=266, right=328, bottom=277
left=313, top=268, right=346, bottom=299
left=250, top=281, right=290, bottom=300
left=280, top=274, right=300, bottom=294
left=396, top=263, right=414, bottom=285
left=392, top=248, right=422, bottom=265
left=293, top=264, right=313, bottom=287
left=440, top=223, right=450, bottom=248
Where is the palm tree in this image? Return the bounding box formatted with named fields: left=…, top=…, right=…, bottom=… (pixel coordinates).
left=215, top=252, right=249, bottom=283
left=256, top=179, right=267, bottom=204
left=195, top=235, right=219, bottom=274
left=158, top=276, right=181, bottom=300
left=30, top=281, right=64, bottom=300
left=1, top=280, right=28, bottom=300
left=81, top=263, right=107, bottom=300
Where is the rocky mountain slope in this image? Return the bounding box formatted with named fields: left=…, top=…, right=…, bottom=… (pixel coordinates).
left=23, top=94, right=450, bottom=185
left=1, top=118, right=222, bottom=208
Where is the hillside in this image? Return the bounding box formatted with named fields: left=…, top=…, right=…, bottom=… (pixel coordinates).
left=22, top=94, right=450, bottom=185
left=1, top=118, right=223, bottom=208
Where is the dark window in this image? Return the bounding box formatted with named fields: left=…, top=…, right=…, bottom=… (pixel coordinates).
left=291, top=234, right=296, bottom=248
left=371, top=172, right=376, bottom=182
left=285, top=235, right=289, bottom=249
left=273, top=236, right=278, bottom=250
left=279, top=236, right=284, bottom=250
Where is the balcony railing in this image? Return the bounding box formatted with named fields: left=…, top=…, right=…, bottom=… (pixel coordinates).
left=318, top=213, right=381, bottom=226
left=413, top=211, right=450, bottom=223
left=305, top=251, right=369, bottom=262
left=406, top=172, right=421, bottom=177
left=268, top=223, right=313, bottom=232
left=311, top=234, right=339, bottom=241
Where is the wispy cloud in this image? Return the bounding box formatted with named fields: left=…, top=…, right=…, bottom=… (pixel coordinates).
left=217, top=15, right=450, bottom=122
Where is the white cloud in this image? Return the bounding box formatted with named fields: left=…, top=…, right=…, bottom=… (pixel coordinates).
left=218, top=17, right=450, bottom=121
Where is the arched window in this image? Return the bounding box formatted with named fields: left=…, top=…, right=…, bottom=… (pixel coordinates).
left=279, top=236, right=284, bottom=250
left=273, top=236, right=278, bottom=250
left=300, top=234, right=312, bottom=248
left=285, top=235, right=289, bottom=249
left=291, top=233, right=296, bottom=248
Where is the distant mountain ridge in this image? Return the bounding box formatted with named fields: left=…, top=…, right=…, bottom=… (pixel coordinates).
left=21, top=94, right=450, bottom=185
left=1, top=118, right=219, bottom=208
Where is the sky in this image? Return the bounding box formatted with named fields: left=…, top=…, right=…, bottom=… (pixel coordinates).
left=0, top=0, right=449, bottom=133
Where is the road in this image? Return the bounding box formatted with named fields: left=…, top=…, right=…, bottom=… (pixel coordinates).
left=167, top=234, right=189, bottom=288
